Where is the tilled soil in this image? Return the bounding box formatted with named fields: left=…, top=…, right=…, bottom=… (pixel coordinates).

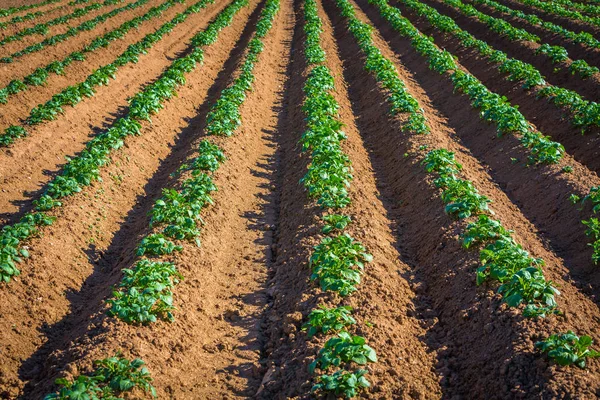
left=1, top=0, right=600, bottom=398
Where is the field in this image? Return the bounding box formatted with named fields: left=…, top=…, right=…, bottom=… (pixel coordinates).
left=1, top=0, right=600, bottom=398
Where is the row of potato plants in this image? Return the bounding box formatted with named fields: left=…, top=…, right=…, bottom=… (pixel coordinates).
left=0, top=0, right=202, bottom=146
left=0, top=0, right=151, bottom=63
left=0, top=0, right=120, bottom=47
left=368, top=0, right=565, bottom=165
left=551, top=0, right=600, bottom=15
left=110, top=0, right=279, bottom=324
left=441, top=0, right=600, bottom=79
left=0, top=0, right=62, bottom=17
left=514, top=0, right=600, bottom=28
left=0, top=0, right=217, bottom=282
left=0, top=0, right=76, bottom=30
left=44, top=1, right=277, bottom=395
left=397, top=0, right=600, bottom=132
left=403, top=0, right=600, bottom=278
left=469, top=0, right=600, bottom=50
left=0, top=0, right=181, bottom=106
left=300, top=0, right=377, bottom=397
left=337, top=0, right=600, bottom=369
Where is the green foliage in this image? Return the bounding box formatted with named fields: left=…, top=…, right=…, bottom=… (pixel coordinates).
left=367, top=0, right=563, bottom=164
left=108, top=259, right=182, bottom=324
left=137, top=234, right=182, bottom=256
left=536, top=331, right=600, bottom=368
left=1, top=0, right=152, bottom=63
left=312, top=369, right=370, bottom=399
left=0, top=0, right=245, bottom=283
left=309, top=331, right=377, bottom=373
left=322, top=214, right=351, bottom=234
left=302, top=305, right=356, bottom=337
left=310, top=233, right=372, bottom=296
left=420, top=148, right=558, bottom=316
left=44, top=355, right=156, bottom=399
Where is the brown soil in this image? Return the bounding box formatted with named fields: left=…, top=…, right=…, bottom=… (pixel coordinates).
left=1, top=0, right=600, bottom=397
left=421, top=0, right=600, bottom=102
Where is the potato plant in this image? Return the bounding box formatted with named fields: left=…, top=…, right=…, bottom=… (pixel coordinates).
left=44, top=355, right=156, bottom=399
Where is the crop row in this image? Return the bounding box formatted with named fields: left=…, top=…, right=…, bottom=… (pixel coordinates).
left=110, top=0, right=278, bottom=324
left=0, top=0, right=63, bottom=18
left=0, top=0, right=182, bottom=106
left=469, top=0, right=600, bottom=50
left=440, top=0, right=599, bottom=79
left=0, top=1, right=73, bottom=30
left=0, top=0, right=200, bottom=146
left=0, top=0, right=121, bottom=47
left=300, top=0, right=378, bottom=397
left=513, top=0, right=600, bottom=28
left=397, top=0, right=600, bottom=132
left=43, top=0, right=279, bottom=395
left=0, top=0, right=151, bottom=63
left=337, top=0, right=600, bottom=369
left=0, top=0, right=216, bottom=282
left=396, top=0, right=600, bottom=267
left=551, top=0, right=600, bottom=16
left=369, top=0, right=565, bottom=165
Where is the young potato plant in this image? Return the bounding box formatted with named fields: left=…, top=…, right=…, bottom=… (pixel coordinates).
left=0, top=0, right=185, bottom=106
left=422, top=149, right=558, bottom=317
left=0, top=0, right=210, bottom=146
left=536, top=331, right=600, bottom=368
left=322, top=214, right=351, bottom=234
left=310, top=233, right=372, bottom=296
left=312, top=369, right=370, bottom=399
left=309, top=331, right=377, bottom=373
left=0, top=0, right=152, bottom=64
left=0, top=0, right=249, bottom=284
left=302, top=305, right=356, bottom=337
left=367, top=0, right=564, bottom=164
left=398, top=0, right=600, bottom=132
left=108, top=259, right=182, bottom=323
left=44, top=355, right=156, bottom=399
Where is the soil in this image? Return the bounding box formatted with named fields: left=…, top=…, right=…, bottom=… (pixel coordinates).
left=1, top=0, right=600, bottom=397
